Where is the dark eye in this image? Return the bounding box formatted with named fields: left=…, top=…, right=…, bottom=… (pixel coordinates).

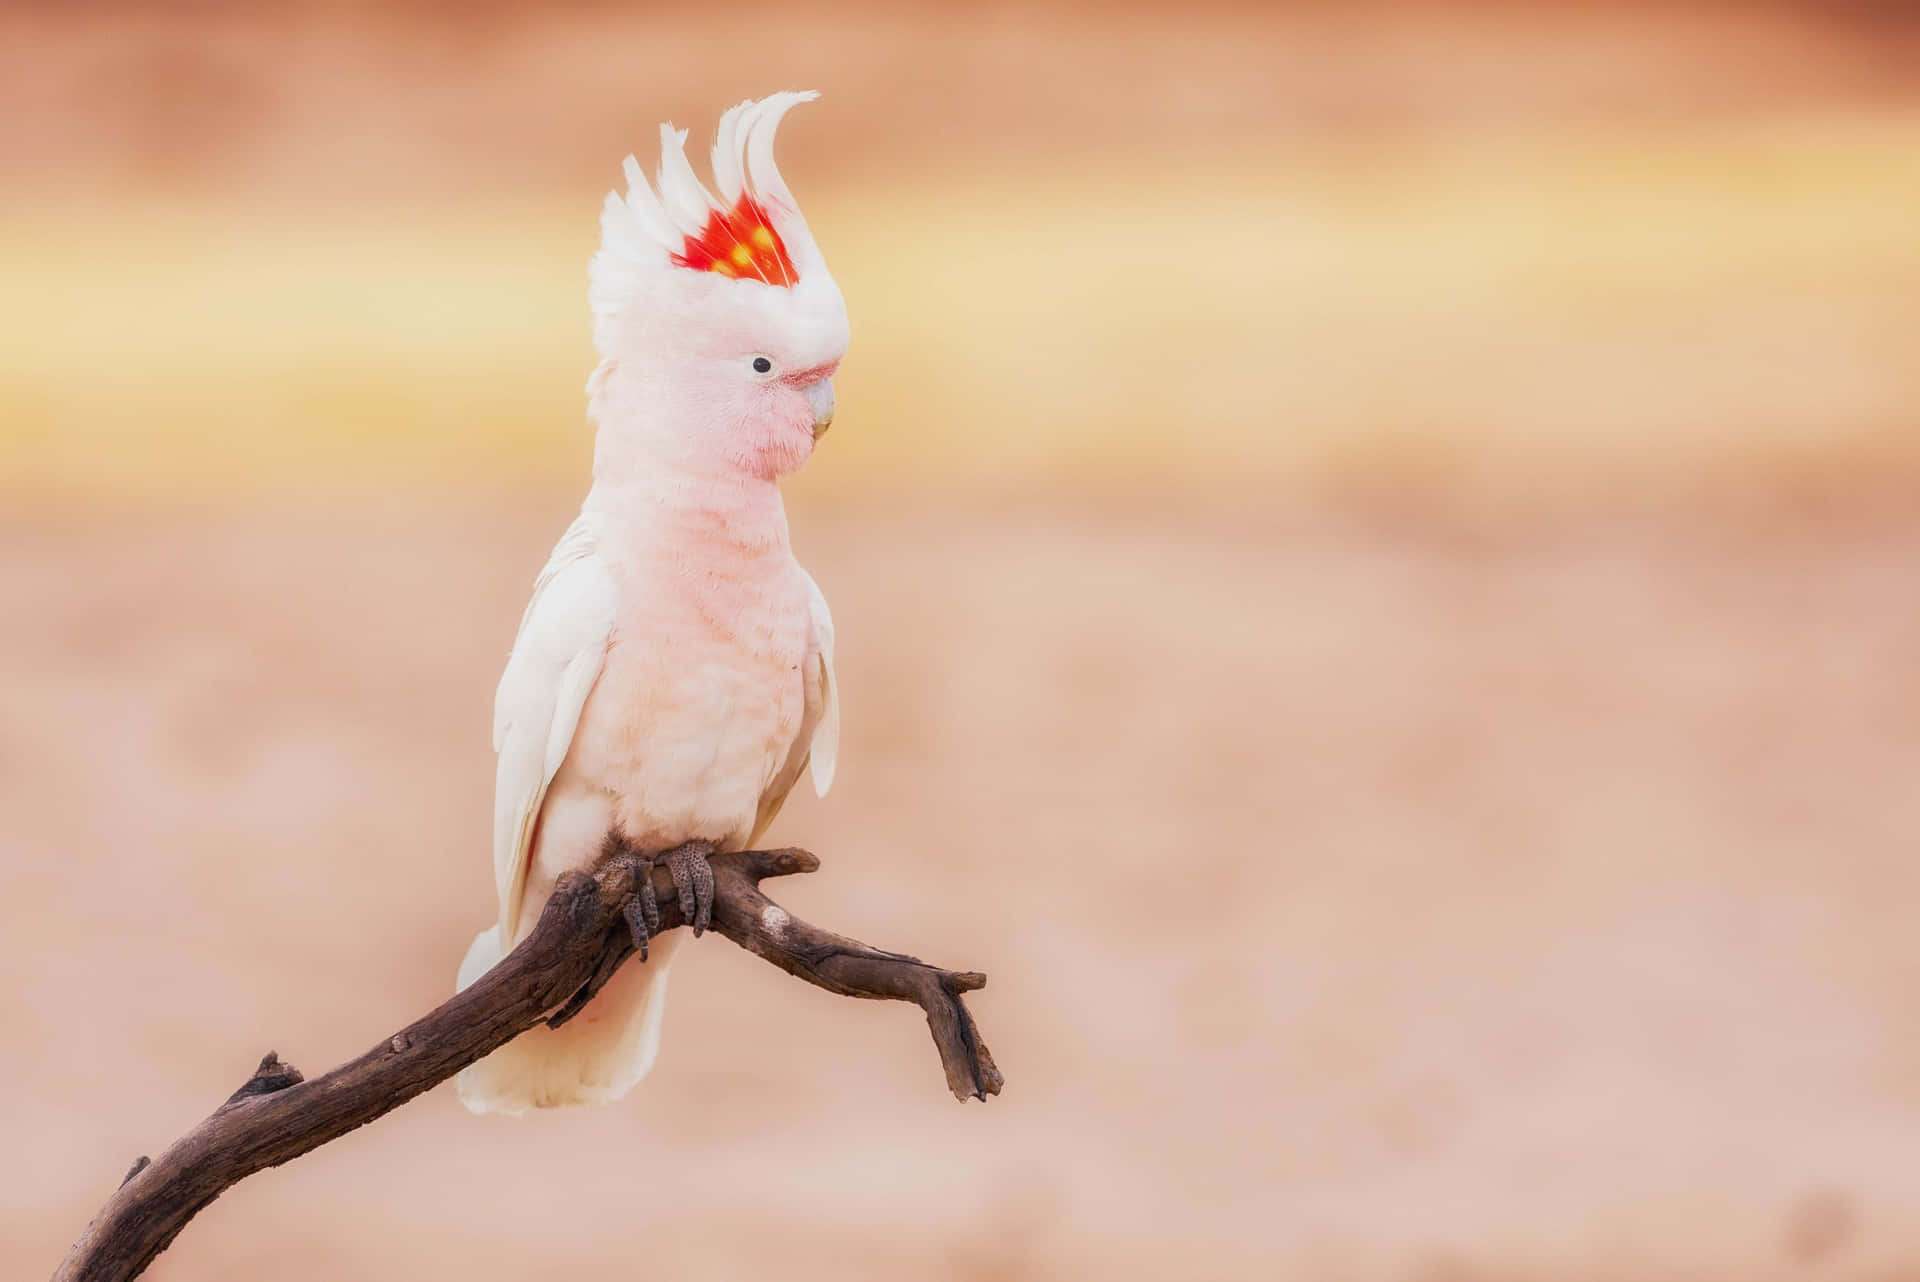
left=751, top=356, right=773, bottom=374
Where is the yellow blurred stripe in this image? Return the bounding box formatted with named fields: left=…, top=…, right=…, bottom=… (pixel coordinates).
left=3, top=116, right=1918, bottom=503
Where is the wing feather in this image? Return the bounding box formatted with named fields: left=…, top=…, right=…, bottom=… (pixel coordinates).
left=491, top=515, right=616, bottom=946
left=803, top=570, right=839, bottom=797
left=750, top=568, right=839, bottom=845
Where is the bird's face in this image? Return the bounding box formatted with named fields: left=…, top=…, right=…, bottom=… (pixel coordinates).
left=588, top=93, right=849, bottom=482
left=627, top=255, right=847, bottom=481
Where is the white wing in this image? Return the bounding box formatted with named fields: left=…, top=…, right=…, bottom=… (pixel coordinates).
left=491, top=514, right=617, bottom=946
left=802, top=567, right=840, bottom=797
left=751, top=568, right=839, bottom=844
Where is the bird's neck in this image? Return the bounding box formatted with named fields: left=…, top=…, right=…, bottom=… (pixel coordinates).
left=586, top=465, right=790, bottom=557
left=582, top=357, right=796, bottom=568
left=586, top=431, right=791, bottom=565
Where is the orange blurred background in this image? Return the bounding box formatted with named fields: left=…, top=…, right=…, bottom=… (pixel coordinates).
left=4, top=2, right=1919, bottom=1279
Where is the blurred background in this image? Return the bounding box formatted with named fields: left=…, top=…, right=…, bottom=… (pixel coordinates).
left=4, top=1, right=1919, bottom=1278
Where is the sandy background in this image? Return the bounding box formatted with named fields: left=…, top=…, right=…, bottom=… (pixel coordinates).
left=4, top=2, right=1920, bottom=1279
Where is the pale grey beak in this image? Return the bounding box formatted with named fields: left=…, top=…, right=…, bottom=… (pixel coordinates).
left=805, top=378, right=835, bottom=441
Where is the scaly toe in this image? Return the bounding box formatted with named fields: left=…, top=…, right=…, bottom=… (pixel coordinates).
left=663, top=842, right=717, bottom=937
left=622, top=897, right=651, bottom=962
left=621, top=854, right=660, bottom=960
left=637, top=858, right=661, bottom=933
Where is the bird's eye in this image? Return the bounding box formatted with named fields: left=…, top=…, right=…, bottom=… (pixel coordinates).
left=751, top=356, right=773, bottom=374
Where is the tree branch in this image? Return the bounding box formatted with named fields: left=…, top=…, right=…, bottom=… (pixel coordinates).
left=53, top=847, right=1000, bottom=1282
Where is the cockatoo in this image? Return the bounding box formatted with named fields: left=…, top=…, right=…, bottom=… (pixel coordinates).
left=454, top=92, right=846, bottom=1114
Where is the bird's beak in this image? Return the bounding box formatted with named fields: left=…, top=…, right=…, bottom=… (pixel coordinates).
left=805, top=378, right=836, bottom=442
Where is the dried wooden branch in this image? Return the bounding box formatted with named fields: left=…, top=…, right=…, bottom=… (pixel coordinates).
left=54, top=847, right=1000, bottom=1282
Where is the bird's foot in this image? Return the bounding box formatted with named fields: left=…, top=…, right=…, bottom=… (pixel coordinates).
left=662, top=839, right=718, bottom=937
left=613, top=839, right=717, bottom=959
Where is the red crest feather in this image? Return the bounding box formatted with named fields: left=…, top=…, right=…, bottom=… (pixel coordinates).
left=672, top=195, right=797, bottom=287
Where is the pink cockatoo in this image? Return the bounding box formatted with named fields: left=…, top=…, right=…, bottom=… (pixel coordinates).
left=454, top=92, right=846, bottom=1114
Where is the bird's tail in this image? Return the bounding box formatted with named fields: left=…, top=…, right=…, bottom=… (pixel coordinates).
left=454, top=927, right=681, bottom=1115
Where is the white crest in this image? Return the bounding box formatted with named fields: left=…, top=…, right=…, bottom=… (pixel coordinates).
left=588, top=91, right=821, bottom=352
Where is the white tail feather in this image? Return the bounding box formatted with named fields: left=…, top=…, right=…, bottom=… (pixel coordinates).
left=455, top=929, right=683, bottom=1115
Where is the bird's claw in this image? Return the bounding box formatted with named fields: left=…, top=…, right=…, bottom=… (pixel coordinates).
left=622, top=854, right=661, bottom=961
left=662, top=840, right=717, bottom=937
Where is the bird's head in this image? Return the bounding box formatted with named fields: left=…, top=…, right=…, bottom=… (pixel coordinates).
left=587, top=92, right=848, bottom=482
